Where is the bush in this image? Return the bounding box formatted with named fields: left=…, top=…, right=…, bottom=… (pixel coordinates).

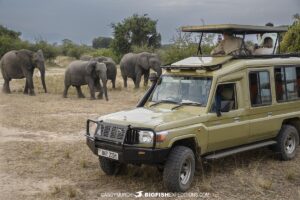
left=160, top=43, right=213, bottom=65
left=281, top=16, right=300, bottom=53
left=29, top=40, right=60, bottom=61
left=88, top=48, right=119, bottom=63
left=132, top=45, right=155, bottom=54
left=0, top=35, right=30, bottom=57
left=92, top=37, right=113, bottom=49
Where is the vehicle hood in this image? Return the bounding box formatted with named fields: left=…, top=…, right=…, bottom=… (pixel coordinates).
left=99, top=106, right=205, bottom=131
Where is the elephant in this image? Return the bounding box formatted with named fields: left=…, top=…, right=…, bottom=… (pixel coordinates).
left=120, top=52, right=162, bottom=88
left=63, top=60, right=108, bottom=101
left=95, top=57, right=117, bottom=89
left=0, top=49, right=47, bottom=95
left=80, top=56, right=117, bottom=89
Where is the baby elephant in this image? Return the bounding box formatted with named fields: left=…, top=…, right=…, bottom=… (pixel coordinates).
left=63, top=60, right=108, bottom=100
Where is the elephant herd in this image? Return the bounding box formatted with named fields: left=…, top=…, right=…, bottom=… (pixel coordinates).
left=0, top=49, right=162, bottom=101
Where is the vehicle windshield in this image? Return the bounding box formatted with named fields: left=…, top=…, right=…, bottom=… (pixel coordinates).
left=150, top=76, right=212, bottom=107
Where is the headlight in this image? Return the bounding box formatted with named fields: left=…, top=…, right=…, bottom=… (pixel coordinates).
left=139, top=130, right=154, bottom=144
left=88, top=121, right=98, bottom=138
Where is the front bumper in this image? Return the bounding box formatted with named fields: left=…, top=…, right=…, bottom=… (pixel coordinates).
left=86, top=136, right=170, bottom=165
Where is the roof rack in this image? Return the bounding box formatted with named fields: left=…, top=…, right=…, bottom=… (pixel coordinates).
left=162, top=64, right=222, bottom=71
left=181, top=24, right=288, bottom=56
left=162, top=53, right=300, bottom=72
left=181, top=24, right=288, bottom=34
left=232, top=53, right=300, bottom=59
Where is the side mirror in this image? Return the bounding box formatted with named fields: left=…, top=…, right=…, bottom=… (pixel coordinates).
left=149, top=73, right=158, bottom=83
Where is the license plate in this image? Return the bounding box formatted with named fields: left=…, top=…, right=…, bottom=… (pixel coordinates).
left=98, top=149, right=119, bottom=160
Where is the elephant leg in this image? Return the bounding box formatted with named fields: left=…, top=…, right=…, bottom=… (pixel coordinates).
left=3, top=79, right=11, bottom=94
left=122, top=75, right=127, bottom=88
left=63, top=84, right=70, bottom=98
left=27, top=76, right=35, bottom=96
left=97, top=81, right=103, bottom=99
left=87, top=81, right=96, bottom=100
left=135, top=72, right=142, bottom=89
left=112, top=79, right=116, bottom=89
left=23, top=80, right=29, bottom=95
left=76, top=86, right=85, bottom=98
left=144, top=71, right=149, bottom=87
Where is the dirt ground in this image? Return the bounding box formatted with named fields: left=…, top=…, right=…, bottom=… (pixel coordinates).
left=0, top=57, right=299, bottom=200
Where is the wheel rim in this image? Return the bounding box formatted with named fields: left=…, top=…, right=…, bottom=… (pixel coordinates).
left=179, top=157, right=192, bottom=185
left=284, top=132, right=296, bottom=154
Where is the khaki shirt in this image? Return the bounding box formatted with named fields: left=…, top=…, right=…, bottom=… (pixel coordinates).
left=211, top=36, right=243, bottom=55
left=253, top=48, right=273, bottom=55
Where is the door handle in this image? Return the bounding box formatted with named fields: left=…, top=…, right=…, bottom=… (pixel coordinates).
left=234, top=117, right=240, bottom=122
left=267, top=112, right=272, bottom=117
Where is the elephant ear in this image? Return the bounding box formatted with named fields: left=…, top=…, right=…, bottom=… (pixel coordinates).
left=137, top=53, right=150, bottom=70
left=86, top=61, right=97, bottom=74
left=15, top=50, right=35, bottom=70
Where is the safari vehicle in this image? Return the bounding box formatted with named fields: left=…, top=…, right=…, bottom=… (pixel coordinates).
left=85, top=24, right=300, bottom=192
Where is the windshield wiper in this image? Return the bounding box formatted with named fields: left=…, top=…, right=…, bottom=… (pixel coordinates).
left=171, top=101, right=202, bottom=110
left=149, top=99, right=179, bottom=107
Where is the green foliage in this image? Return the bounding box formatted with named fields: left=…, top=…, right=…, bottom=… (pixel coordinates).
left=61, top=39, right=91, bottom=59
left=29, top=40, right=60, bottom=61
left=0, top=25, right=21, bottom=39
left=111, top=14, right=161, bottom=57
left=281, top=14, right=300, bottom=53
left=160, top=29, right=214, bottom=65
left=92, top=36, right=112, bottom=49
left=131, top=45, right=155, bottom=54
left=0, top=35, right=30, bottom=57
left=88, top=48, right=119, bottom=63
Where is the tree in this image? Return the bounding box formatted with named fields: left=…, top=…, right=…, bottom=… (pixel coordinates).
left=30, top=39, right=59, bottom=61
left=281, top=14, right=300, bottom=53
left=92, top=36, right=112, bottom=49
left=160, top=29, right=214, bottom=65
left=111, top=14, right=161, bottom=56
left=0, top=25, right=30, bottom=57
left=0, top=25, right=21, bottom=39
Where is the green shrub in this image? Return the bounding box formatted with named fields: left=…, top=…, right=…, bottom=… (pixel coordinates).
left=88, top=48, right=119, bottom=63
left=29, top=40, right=60, bottom=61
left=281, top=17, right=300, bottom=53
left=160, top=43, right=213, bottom=65
left=0, top=35, right=31, bottom=57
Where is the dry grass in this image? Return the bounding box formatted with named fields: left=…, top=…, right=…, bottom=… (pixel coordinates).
left=0, top=59, right=300, bottom=200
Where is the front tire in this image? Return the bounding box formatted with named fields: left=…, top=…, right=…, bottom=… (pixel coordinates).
left=275, top=125, right=299, bottom=161
left=163, top=146, right=195, bottom=192
left=99, top=157, right=126, bottom=175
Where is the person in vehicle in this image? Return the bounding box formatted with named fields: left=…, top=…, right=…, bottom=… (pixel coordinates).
left=211, top=32, right=243, bottom=56
left=253, top=37, right=274, bottom=55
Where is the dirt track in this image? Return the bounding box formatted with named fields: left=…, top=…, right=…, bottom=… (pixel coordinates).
left=0, top=59, right=299, bottom=199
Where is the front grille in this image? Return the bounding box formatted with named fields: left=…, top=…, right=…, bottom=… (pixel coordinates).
left=96, top=123, right=127, bottom=143
left=125, top=129, right=139, bottom=144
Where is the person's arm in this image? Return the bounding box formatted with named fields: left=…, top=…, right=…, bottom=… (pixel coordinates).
left=211, top=41, right=225, bottom=55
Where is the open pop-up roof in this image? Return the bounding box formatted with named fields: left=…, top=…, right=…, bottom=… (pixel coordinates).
left=181, top=24, right=288, bottom=34
left=180, top=24, right=288, bottom=56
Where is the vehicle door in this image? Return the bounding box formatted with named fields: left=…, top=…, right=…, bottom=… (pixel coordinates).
left=205, top=80, right=250, bottom=152
left=247, top=68, right=276, bottom=142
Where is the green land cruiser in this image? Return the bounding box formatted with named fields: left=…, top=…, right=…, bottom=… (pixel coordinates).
left=86, top=24, right=300, bottom=192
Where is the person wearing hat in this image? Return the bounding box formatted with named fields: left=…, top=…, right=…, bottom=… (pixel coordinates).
left=211, top=32, right=244, bottom=56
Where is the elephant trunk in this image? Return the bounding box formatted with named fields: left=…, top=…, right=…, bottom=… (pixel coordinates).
left=155, top=66, right=162, bottom=77
left=100, top=75, right=108, bottom=101
left=39, top=67, right=47, bottom=93
left=102, top=78, right=108, bottom=101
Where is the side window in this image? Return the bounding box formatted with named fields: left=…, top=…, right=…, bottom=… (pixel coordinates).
left=249, top=71, right=272, bottom=106
left=212, top=83, right=237, bottom=113
left=275, top=66, right=300, bottom=102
